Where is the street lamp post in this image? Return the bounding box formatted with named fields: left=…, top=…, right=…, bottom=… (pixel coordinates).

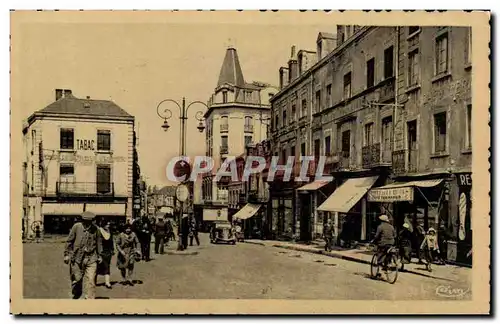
left=156, top=97, right=208, bottom=251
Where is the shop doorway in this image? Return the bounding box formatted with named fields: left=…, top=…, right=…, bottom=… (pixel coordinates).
left=299, top=194, right=312, bottom=242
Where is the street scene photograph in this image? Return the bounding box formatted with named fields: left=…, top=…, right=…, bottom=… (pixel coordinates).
left=9, top=10, right=490, bottom=315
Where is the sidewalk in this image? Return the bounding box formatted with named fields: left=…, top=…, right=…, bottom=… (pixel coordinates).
left=244, top=239, right=471, bottom=283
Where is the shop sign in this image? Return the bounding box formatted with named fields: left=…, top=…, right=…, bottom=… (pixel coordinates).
left=457, top=173, right=472, bottom=188
left=367, top=187, right=414, bottom=202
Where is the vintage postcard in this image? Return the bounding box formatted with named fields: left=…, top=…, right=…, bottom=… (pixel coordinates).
left=10, top=10, right=490, bottom=314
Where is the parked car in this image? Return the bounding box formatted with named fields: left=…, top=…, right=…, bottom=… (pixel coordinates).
left=210, top=220, right=236, bottom=245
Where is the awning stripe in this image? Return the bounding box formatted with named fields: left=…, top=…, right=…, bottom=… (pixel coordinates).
left=374, top=179, right=443, bottom=190
left=297, top=180, right=330, bottom=191
left=233, top=203, right=261, bottom=220
left=317, top=176, right=378, bottom=213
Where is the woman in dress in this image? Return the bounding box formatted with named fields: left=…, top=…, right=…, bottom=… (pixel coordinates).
left=116, top=223, right=141, bottom=285
left=96, top=220, right=115, bottom=289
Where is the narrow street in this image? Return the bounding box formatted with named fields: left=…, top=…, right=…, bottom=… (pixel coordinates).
left=23, top=233, right=471, bottom=300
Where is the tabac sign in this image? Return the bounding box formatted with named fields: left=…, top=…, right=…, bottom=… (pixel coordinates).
left=367, top=187, right=414, bottom=202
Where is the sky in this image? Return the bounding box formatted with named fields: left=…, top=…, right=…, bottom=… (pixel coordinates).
left=12, top=12, right=337, bottom=187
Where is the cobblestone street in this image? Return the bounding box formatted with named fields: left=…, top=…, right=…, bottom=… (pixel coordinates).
left=23, top=233, right=471, bottom=300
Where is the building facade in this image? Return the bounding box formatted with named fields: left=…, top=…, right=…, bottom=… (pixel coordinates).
left=269, top=25, right=472, bottom=264
left=22, top=89, right=138, bottom=237
left=200, top=46, right=275, bottom=223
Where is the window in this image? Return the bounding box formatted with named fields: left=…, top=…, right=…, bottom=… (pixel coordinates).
left=245, top=91, right=252, bottom=102
left=222, top=91, right=228, bottom=103
left=301, top=99, right=307, bottom=118
left=434, top=112, right=447, bottom=153
left=60, top=128, right=74, bottom=150
left=59, top=164, right=75, bottom=190
left=221, top=135, right=228, bottom=148
left=221, top=116, right=229, bottom=131
left=291, top=146, right=296, bottom=158
left=275, top=115, right=279, bottom=130
left=366, top=58, right=375, bottom=88
left=244, top=135, right=253, bottom=147
left=384, top=46, right=394, bottom=79
left=466, top=27, right=472, bottom=65
left=435, top=33, right=449, bottom=75
left=96, top=165, right=111, bottom=194
left=97, top=130, right=111, bottom=151
left=343, top=72, right=352, bottom=99
left=281, top=149, right=287, bottom=164
left=283, top=109, right=287, bottom=126
left=326, top=84, right=332, bottom=106
left=301, top=143, right=306, bottom=156
left=325, top=136, right=331, bottom=155
left=31, top=130, right=36, bottom=153
left=364, top=123, right=374, bottom=146
left=466, top=104, right=472, bottom=149
left=408, top=26, right=420, bottom=35
left=382, top=117, right=393, bottom=152
left=291, top=104, right=296, bottom=120
left=244, top=116, right=253, bottom=132
left=315, top=90, right=321, bottom=113
left=408, top=49, right=420, bottom=86
left=314, top=139, right=321, bottom=159
left=341, top=130, right=351, bottom=157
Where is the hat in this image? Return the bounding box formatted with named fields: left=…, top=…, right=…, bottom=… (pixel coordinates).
left=81, top=211, right=96, bottom=220
left=428, top=227, right=436, bottom=233
left=379, top=215, right=389, bottom=222
left=403, top=223, right=410, bottom=229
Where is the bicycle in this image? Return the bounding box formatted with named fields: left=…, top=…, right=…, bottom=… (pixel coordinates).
left=369, top=245, right=400, bottom=284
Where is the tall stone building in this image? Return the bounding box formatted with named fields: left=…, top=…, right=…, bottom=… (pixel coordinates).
left=200, top=46, right=276, bottom=223
left=269, top=25, right=472, bottom=265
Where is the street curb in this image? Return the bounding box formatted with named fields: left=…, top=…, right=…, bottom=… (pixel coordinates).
left=271, top=243, right=461, bottom=282
left=243, top=241, right=266, bottom=246
left=165, top=250, right=199, bottom=256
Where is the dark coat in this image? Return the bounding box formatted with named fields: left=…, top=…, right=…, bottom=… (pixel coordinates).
left=373, top=222, right=396, bottom=246
left=155, top=220, right=167, bottom=236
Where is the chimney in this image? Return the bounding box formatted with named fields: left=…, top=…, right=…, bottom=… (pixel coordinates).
left=55, top=89, right=63, bottom=101
left=63, top=89, right=72, bottom=97
left=86, top=96, right=90, bottom=99
left=288, top=45, right=298, bottom=82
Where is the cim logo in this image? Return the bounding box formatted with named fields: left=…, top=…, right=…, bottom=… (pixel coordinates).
left=435, top=285, right=470, bottom=298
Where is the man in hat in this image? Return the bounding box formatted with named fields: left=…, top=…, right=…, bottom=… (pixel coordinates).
left=64, top=211, right=103, bottom=299
left=371, top=214, right=396, bottom=269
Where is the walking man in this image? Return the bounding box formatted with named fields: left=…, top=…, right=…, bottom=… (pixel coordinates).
left=138, top=215, right=152, bottom=261
left=189, top=217, right=200, bottom=246
left=323, top=219, right=334, bottom=252
left=64, top=211, right=102, bottom=299
left=154, top=217, right=167, bottom=254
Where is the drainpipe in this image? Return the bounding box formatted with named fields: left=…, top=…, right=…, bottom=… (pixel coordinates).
left=393, top=26, right=400, bottom=169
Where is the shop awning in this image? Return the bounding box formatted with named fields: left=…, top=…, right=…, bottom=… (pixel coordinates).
left=42, top=203, right=84, bottom=215
left=85, top=203, right=126, bottom=216
left=233, top=203, right=261, bottom=220
left=317, top=176, right=378, bottom=213
left=297, top=180, right=330, bottom=191
left=367, top=179, right=444, bottom=202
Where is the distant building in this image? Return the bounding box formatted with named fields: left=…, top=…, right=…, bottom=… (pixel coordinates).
left=22, top=89, right=139, bottom=237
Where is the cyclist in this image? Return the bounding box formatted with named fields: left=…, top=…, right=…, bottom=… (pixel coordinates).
left=371, top=214, right=396, bottom=271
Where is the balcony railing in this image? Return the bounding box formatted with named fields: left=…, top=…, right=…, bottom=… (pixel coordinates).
left=379, top=77, right=395, bottom=102
left=362, top=143, right=392, bottom=168
left=392, top=149, right=418, bottom=174
left=220, top=145, right=228, bottom=154
left=220, top=124, right=229, bottom=132
left=244, top=124, right=254, bottom=133
left=56, top=182, right=115, bottom=196
left=338, top=151, right=351, bottom=170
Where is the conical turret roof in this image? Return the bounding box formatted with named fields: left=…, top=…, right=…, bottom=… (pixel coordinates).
left=217, top=47, right=245, bottom=88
